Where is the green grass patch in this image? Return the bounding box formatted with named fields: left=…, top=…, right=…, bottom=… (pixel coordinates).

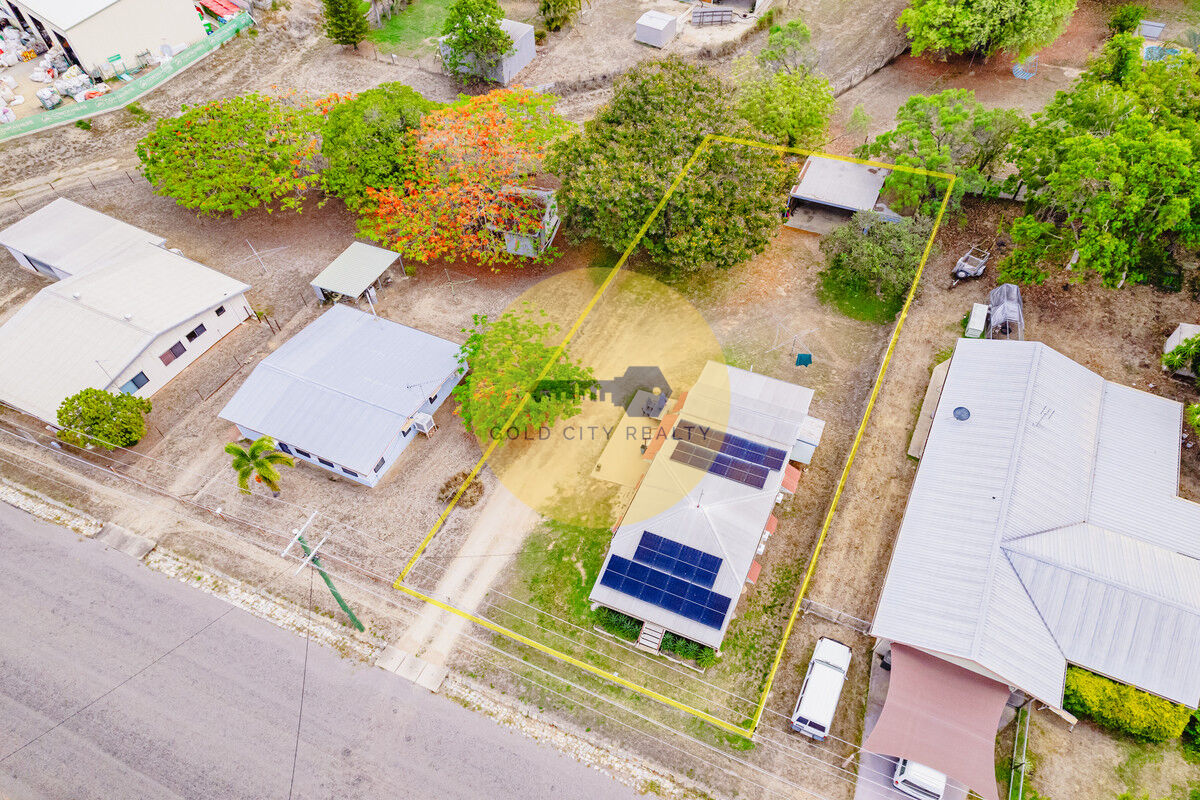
left=369, top=0, right=453, bottom=54
left=517, top=518, right=611, bottom=623
left=817, top=270, right=904, bottom=324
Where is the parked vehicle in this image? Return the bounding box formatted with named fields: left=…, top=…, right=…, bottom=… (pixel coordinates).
left=789, top=637, right=852, bottom=741
left=893, top=758, right=947, bottom=800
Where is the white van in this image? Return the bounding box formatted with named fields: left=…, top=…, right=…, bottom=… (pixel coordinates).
left=893, top=759, right=947, bottom=800
left=789, top=637, right=852, bottom=741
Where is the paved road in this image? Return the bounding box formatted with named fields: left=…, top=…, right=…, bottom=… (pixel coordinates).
left=0, top=503, right=642, bottom=800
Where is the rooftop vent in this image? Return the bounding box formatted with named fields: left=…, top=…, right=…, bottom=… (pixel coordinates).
left=953, top=406, right=971, bottom=421
left=71, top=292, right=80, bottom=300
left=123, top=313, right=132, bottom=321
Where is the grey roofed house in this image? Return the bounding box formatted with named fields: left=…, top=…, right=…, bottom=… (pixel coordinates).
left=310, top=242, right=402, bottom=303
left=589, top=361, right=824, bottom=649
left=873, top=338, right=1200, bottom=708
left=0, top=197, right=164, bottom=280
left=218, top=304, right=462, bottom=487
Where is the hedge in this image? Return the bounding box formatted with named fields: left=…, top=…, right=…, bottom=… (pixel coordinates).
left=660, top=631, right=718, bottom=668
left=1063, top=667, right=1193, bottom=742
left=595, top=607, right=642, bottom=642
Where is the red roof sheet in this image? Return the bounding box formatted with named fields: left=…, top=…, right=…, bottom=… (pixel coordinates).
left=781, top=464, right=801, bottom=494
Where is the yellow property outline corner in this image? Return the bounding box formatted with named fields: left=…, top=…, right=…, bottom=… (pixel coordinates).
left=393, top=135, right=957, bottom=740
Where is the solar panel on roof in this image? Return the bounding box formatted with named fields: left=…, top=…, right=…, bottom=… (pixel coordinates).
left=670, top=440, right=770, bottom=489
left=597, top=555, right=733, bottom=629
left=633, top=531, right=722, bottom=589
left=673, top=419, right=789, bottom=471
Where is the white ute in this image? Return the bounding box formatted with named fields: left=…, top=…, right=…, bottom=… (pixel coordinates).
left=893, top=758, right=948, bottom=800
left=789, top=637, right=852, bottom=741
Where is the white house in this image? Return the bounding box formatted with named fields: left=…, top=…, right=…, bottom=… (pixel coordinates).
left=218, top=305, right=463, bottom=487
left=0, top=201, right=251, bottom=425
left=0, top=0, right=207, bottom=75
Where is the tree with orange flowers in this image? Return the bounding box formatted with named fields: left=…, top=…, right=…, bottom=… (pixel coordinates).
left=363, top=88, right=570, bottom=270
left=137, top=93, right=330, bottom=217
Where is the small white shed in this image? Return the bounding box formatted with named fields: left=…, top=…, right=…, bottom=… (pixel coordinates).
left=439, top=18, right=535, bottom=85
left=965, top=303, right=988, bottom=339
left=635, top=10, right=677, bottom=48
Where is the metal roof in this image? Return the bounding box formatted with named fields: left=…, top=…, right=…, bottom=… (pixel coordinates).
left=790, top=156, right=890, bottom=213
left=17, top=0, right=120, bottom=29
left=0, top=198, right=164, bottom=277
left=310, top=242, right=401, bottom=299
left=218, top=305, right=461, bottom=475
left=0, top=243, right=249, bottom=423
left=589, top=361, right=818, bottom=648
left=872, top=338, right=1200, bottom=707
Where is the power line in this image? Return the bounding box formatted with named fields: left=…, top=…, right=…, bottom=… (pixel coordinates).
left=288, top=567, right=315, bottom=800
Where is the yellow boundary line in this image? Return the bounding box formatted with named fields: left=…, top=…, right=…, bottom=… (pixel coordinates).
left=393, top=135, right=956, bottom=739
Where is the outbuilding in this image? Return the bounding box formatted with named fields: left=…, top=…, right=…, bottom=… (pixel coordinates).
left=784, top=155, right=901, bottom=233
left=310, top=242, right=402, bottom=308
left=218, top=305, right=463, bottom=487
left=0, top=0, right=207, bottom=75
left=439, top=18, right=535, bottom=85
left=0, top=200, right=251, bottom=424
left=1164, top=322, right=1200, bottom=378
left=635, top=10, right=677, bottom=48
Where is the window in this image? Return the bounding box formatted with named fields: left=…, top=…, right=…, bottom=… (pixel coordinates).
left=185, top=324, right=207, bottom=343
left=159, top=341, right=185, bottom=366
left=119, top=371, right=149, bottom=394
left=374, top=457, right=386, bottom=473
left=278, top=442, right=292, bottom=455
left=215, top=305, right=226, bottom=316
left=294, top=448, right=311, bottom=459
left=317, top=457, right=335, bottom=468
left=342, top=467, right=359, bottom=478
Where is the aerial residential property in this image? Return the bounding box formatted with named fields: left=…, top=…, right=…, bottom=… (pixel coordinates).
left=589, top=361, right=824, bottom=650
left=1, top=0, right=1199, bottom=798
left=0, top=199, right=249, bottom=424
left=218, top=304, right=461, bottom=487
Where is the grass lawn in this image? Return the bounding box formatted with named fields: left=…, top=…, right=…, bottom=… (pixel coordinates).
left=369, top=0, right=452, bottom=54
left=817, top=270, right=905, bottom=324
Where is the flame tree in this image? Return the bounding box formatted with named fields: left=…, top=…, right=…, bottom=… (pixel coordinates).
left=363, top=88, right=570, bottom=270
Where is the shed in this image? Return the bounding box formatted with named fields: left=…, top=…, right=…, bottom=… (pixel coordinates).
left=785, top=156, right=901, bottom=233
left=438, top=18, right=535, bottom=85
left=2, top=0, right=206, bottom=75
left=218, top=305, right=463, bottom=488
left=310, top=242, right=402, bottom=307
left=1164, top=322, right=1200, bottom=378
left=635, top=10, right=677, bottom=48
left=965, top=302, right=988, bottom=339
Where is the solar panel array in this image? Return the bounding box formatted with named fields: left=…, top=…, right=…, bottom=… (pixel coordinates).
left=673, top=419, right=789, bottom=470
left=598, top=555, right=732, bottom=629
left=633, top=531, right=722, bottom=589
left=669, top=440, right=770, bottom=490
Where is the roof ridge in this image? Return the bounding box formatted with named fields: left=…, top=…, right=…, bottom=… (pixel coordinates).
left=969, top=343, right=1042, bottom=662
left=1081, top=380, right=1111, bottom=526
left=253, top=360, right=418, bottom=420
left=999, top=549, right=1068, bottom=662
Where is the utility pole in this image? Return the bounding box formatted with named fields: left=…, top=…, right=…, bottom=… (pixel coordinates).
left=281, top=512, right=365, bottom=632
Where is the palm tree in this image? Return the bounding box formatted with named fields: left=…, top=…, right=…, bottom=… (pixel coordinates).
left=225, top=436, right=294, bottom=497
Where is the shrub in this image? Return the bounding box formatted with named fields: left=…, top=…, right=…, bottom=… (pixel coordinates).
left=1108, top=3, right=1148, bottom=36
left=75, top=119, right=91, bottom=130
left=660, top=631, right=717, bottom=667
left=1062, top=667, right=1193, bottom=742
left=595, top=607, right=642, bottom=641
left=1162, top=333, right=1200, bottom=380
left=56, top=387, right=152, bottom=449
left=1183, top=711, right=1200, bottom=762
left=436, top=469, right=484, bottom=508
left=1186, top=404, right=1200, bottom=438
left=539, top=0, right=579, bottom=31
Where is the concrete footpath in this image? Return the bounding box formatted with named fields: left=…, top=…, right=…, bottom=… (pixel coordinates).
left=0, top=502, right=642, bottom=800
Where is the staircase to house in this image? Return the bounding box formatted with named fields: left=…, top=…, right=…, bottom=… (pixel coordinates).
left=636, top=622, right=665, bottom=653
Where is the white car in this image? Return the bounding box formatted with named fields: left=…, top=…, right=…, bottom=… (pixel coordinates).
left=789, top=637, right=852, bottom=741
left=893, top=758, right=947, bottom=800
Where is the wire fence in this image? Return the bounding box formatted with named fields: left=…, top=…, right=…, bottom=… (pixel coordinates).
left=355, top=39, right=444, bottom=74
left=2, top=168, right=150, bottom=216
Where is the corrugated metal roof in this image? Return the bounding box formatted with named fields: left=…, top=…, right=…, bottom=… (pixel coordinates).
left=0, top=242, right=248, bottom=424
left=310, top=242, right=401, bottom=299
left=218, top=305, right=460, bottom=474
left=873, top=338, right=1200, bottom=707
left=790, top=156, right=890, bottom=212
left=19, top=0, right=120, bottom=30
left=0, top=198, right=163, bottom=276
left=589, top=362, right=817, bottom=648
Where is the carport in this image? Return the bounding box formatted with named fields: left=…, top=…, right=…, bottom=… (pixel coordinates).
left=310, top=242, right=402, bottom=312
left=863, top=644, right=1010, bottom=800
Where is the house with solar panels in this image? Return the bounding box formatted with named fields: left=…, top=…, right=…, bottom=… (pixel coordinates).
left=589, top=361, right=825, bottom=651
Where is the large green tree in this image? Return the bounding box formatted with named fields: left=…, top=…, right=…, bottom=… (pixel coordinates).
left=736, top=70, right=835, bottom=148
left=452, top=304, right=596, bottom=439
left=57, top=388, right=152, bottom=450
left=321, top=0, right=369, bottom=47
left=820, top=211, right=934, bottom=310
left=321, top=83, right=441, bottom=209
left=549, top=59, right=791, bottom=277
left=1001, top=38, right=1200, bottom=287
left=860, top=89, right=1025, bottom=214
left=898, top=0, right=1076, bottom=58
left=441, top=0, right=513, bottom=83
left=138, top=93, right=325, bottom=217
left=757, top=19, right=817, bottom=75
